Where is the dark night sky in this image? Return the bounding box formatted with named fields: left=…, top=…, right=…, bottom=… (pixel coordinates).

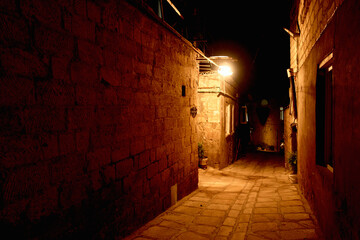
left=177, top=0, right=291, bottom=105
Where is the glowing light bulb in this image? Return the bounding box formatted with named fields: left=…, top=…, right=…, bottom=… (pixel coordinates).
left=218, top=66, right=233, bottom=76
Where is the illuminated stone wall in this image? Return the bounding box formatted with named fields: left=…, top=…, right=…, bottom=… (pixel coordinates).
left=0, top=0, right=199, bottom=238
left=249, top=102, right=283, bottom=152
left=288, top=0, right=360, bottom=238
left=197, top=69, right=238, bottom=169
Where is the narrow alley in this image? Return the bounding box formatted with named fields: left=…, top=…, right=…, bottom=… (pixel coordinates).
left=125, top=153, right=323, bottom=240
left=1, top=0, right=360, bottom=238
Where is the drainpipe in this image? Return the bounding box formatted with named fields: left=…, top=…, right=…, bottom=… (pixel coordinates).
left=287, top=68, right=297, bottom=119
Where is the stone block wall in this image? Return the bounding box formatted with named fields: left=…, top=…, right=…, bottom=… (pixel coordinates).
left=290, top=0, right=344, bottom=71
left=288, top=0, right=360, bottom=238
left=197, top=71, right=238, bottom=169
left=248, top=102, right=283, bottom=152
left=0, top=0, right=199, bottom=238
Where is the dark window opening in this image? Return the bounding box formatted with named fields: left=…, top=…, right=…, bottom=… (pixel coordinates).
left=316, top=53, right=333, bottom=172
left=240, top=106, right=248, bottom=124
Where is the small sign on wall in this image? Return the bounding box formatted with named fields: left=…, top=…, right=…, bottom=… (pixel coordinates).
left=190, top=106, right=197, bottom=118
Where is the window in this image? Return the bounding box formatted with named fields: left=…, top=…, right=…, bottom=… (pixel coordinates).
left=240, top=106, right=248, bottom=124
left=280, top=107, right=284, bottom=121
left=316, top=53, right=333, bottom=172
left=226, top=104, right=234, bottom=135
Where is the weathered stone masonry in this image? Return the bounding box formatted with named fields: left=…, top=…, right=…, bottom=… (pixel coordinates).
left=288, top=0, right=360, bottom=239
left=0, top=0, right=199, bottom=238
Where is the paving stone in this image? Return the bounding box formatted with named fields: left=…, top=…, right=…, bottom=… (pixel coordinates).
left=243, top=208, right=253, bottom=214
left=194, top=216, right=222, bottom=226
left=280, top=200, right=303, bottom=206
left=218, top=226, right=233, bottom=236
left=279, top=229, right=317, bottom=239
left=188, top=225, right=217, bottom=235
left=193, top=192, right=211, bottom=198
left=245, top=202, right=255, bottom=208
left=231, top=232, right=246, bottom=240
left=228, top=209, right=240, bottom=217
left=259, top=188, right=277, bottom=193
left=225, top=186, right=244, bottom=192
left=214, top=236, right=228, bottom=240
left=279, top=221, right=304, bottom=230
left=231, top=204, right=243, bottom=210
left=253, top=231, right=281, bottom=240
left=257, top=197, right=280, bottom=202
left=173, top=206, right=202, bottom=215
left=281, top=195, right=302, bottom=201
left=281, top=206, right=306, bottom=213
left=255, top=201, right=278, bottom=208
left=175, top=231, right=209, bottom=240
left=223, top=217, right=237, bottom=226
left=283, top=213, right=311, bottom=221
left=246, top=234, right=267, bottom=240
left=159, top=220, right=184, bottom=229
left=189, top=196, right=211, bottom=202
left=207, top=203, right=230, bottom=211
left=161, top=213, right=194, bottom=224
left=252, top=214, right=282, bottom=222
left=253, top=207, right=278, bottom=214
left=211, top=198, right=234, bottom=204
left=214, top=193, right=238, bottom=200
left=141, top=226, right=180, bottom=239
left=236, top=223, right=249, bottom=232
left=183, top=201, right=207, bottom=208
left=251, top=222, right=278, bottom=232
left=238, top=214, right=251, bottom=222
left=258, top=192, right=279, bottom=198
left=201, top=209, right=226, bottom=217
left=298, top=220, right=316, bottom=228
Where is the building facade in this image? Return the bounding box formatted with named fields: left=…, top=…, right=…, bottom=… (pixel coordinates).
left=197, top=57, right=239, bottom=169
left=286, top=0, right=360, bottom=238
left=247, top=100, right=284, bottom=153
left=0, top=0, right=200, bottom=238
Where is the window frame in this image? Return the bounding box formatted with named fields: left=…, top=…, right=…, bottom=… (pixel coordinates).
left=316, top=52, right=334, bottom=173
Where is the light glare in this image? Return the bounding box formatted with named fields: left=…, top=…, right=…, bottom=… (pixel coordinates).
left=218, top=66, right=233, bottom=76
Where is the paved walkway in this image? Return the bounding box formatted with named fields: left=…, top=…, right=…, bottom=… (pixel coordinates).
left=124, top=153, right=323, bottom=240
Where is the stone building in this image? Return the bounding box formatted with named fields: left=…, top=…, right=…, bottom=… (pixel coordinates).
left=197, top=56, right=239, bottom=169
left=247, top=99, right=284, bottom=153
left=0, top=0, right=201, bottom=238
left=285, top=0, right=360, bottom=238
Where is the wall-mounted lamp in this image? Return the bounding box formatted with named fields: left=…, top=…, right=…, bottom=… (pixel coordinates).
left=218, top=65, right=233, bottom=76
left=287, top=68, right=296, bottom=78
left=283, top=28, right=300, bottom=38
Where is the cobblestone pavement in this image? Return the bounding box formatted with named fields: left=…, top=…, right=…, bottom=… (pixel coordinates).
left=124, top=152, right=324, bottom=240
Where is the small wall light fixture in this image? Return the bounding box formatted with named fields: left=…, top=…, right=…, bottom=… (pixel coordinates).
left=218, top=65, right=233, bottom=76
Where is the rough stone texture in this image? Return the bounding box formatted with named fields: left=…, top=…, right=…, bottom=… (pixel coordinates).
left=248, top=101, right=284, bottom=152
left=197, top=66, right=239, bottom=169
left=287, top=0, right=360, bottom=239
left=0, top=0, right=199, bottom=238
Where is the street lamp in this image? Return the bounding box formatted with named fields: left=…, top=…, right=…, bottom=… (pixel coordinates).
left=218, top=65, right=233, bottom=76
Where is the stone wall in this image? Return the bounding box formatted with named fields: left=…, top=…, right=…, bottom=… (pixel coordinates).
left=248, top=102, right=283, bottom=152
left=197, top=70, right=238, bottom=169
left=288, top=0, right=360, bottom=238
left=0, top=0, right=199, bottom=238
